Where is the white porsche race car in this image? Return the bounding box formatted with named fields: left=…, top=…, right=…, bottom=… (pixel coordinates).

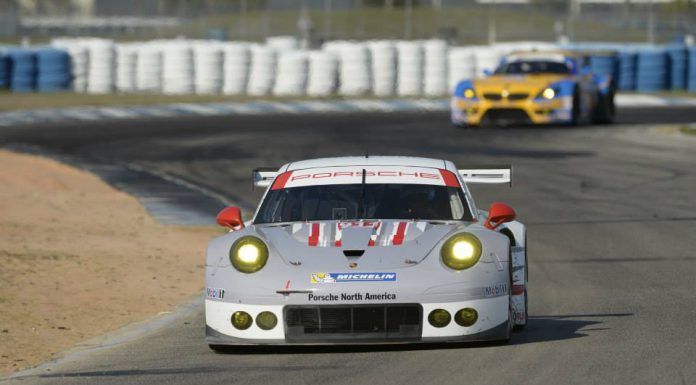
left=205, top=156, right=527, bottom=348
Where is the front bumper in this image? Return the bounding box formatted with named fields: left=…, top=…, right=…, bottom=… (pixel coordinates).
left=205, top=295, right=509, bottom=345
left=450, top=96, right=572, bottom=126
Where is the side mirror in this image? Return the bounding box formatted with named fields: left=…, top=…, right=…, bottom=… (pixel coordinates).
left=216, top=207, right=244, bottom=230
left=482, top=69, right=492, bottom=77
left=485, top=202, right=516, bottom=230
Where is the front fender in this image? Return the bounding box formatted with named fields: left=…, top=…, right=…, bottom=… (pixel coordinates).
left=453, top=79, right=475, bottom=98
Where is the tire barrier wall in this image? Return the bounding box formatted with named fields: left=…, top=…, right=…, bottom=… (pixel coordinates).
left=689, top=48, right=696, bottom=93
left=2, top=39, right=696, bottom=95
left=0, top=51, right=10, bottom=89
left=35, top=48, right=71, bottom=92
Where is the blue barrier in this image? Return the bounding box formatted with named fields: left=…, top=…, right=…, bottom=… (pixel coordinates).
left=667, top=46, right=688, bottom=90
left=36, top=48, right=71, bottom=92
left=689, top=48, right=696, bottom=93
left=636, top=49, right=669, bottom=93
left=8, top=49, right=37, bottom=92
left=0, top=52, right=9, bottom=89
left=616, top=51, right=637, bottom=91
left=589, top=55, right=617, bottom=78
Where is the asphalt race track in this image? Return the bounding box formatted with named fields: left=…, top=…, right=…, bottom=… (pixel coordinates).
left=1, top=107, right=695, bottom=385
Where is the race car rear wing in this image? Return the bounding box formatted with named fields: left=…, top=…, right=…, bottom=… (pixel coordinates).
left=458, top=166, right=512, bottom=186
left=253, top=166, right=513, bottom=188
left=253, top=168, right=278, bottom=189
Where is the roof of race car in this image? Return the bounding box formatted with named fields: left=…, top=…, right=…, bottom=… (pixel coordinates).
left=280, top=156, right=453, bottom=173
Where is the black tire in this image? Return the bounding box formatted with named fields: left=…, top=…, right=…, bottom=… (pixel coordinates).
left=208, top=344, right=230, bottom=353
left=513, top=237, right=528, bottom=331
left=453, top=122, right=478, bottom=129
left=593, top=91, right=616, bottom=125
left=571, top=87, right=581, bottom=125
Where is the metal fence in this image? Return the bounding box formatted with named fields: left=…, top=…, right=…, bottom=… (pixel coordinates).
left=1, top=0, right=695, bottom=45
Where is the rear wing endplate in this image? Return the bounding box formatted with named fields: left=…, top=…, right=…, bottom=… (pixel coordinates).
left=458, top=166, right=512, bottom=186
left=253, top=168, right=278, bottom=188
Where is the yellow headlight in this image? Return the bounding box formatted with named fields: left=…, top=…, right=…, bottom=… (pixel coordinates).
left=441, top=233, right=482, bottom=270
left=231, top=311, right=252, bottom=330
left=464, top=89, right=475, bottom=99
left=256, top=311, right=278, bottom=330
left=230, top=236, right=269, bottom=274
left=542, top=88, right=555, bottom=99
left=455, top=308, right=478, bottom=327
left=428, top=309, right=451, bottom=328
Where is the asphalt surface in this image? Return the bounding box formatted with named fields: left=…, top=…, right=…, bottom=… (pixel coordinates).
left=1, top=107, right=695, bottom=385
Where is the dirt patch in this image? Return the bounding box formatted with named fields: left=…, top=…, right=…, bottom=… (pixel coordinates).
left=0, top=149, right=222, bottom=375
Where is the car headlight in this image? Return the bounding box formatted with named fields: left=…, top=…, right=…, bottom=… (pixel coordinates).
left=440, top=233, right=482, bottom=270
left=463, top=89, right=475, bottom=99
left=231, top=311, right=253, bottom=330
left=230, top=236, right=269, bottom=274
left=540, top=87, right=556, bottom=99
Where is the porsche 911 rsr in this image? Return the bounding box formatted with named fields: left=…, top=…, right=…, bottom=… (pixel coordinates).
left=205, top=156, right=528, bottom=348
left=451, top=51, right=615, bottom=127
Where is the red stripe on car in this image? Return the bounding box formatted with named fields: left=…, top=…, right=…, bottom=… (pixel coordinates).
left=439, top=169, right=460, bottom=188
left=308, top=223, right=320, bottom=247
left=512, top=284, right=525, bottom=295
left=392, top=222, right=407, bottom=245
left=271, top=171, right=292, bottom=190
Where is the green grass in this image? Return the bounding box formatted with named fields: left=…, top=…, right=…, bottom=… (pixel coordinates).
left=679, top=125, right=696, bottom=136
left=0, top=91, right=432, bottom=112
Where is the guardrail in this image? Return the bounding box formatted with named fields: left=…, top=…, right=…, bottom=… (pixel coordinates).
left=1, top=38, right=695, bottom=95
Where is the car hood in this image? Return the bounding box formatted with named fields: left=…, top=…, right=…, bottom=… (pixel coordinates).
left=255, top=220, right=464, bottom=270
left=473, top=74, right=568, bottom=95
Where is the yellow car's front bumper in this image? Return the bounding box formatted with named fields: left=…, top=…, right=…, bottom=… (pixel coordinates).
left=450, top=96, right=573, bottom=126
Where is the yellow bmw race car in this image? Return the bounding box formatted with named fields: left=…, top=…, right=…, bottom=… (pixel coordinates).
left=451, top=51, right=615, bottom=127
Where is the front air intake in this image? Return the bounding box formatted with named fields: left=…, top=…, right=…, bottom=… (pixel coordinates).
left=284, top=304, right=422, bottom=342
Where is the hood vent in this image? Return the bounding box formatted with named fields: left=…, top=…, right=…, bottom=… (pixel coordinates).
left=343, top=250, right=365, bottom=257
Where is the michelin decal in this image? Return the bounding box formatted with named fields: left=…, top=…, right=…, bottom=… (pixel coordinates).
left=311, top=272, right=397, bottom=284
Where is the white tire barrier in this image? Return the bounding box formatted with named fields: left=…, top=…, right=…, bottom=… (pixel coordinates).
left=194, top=41, right=224, bottom=94
left=222, top=43, right=250, bottom=95
left=369, top=40, right=397, bottom=97
left=161, top=41, right=194, bottom=95
left=273, top=50, right=309, bottom=96
left=306, top=50, right=338, bottom=97
left=424, top=39, right=448, bottom=96
left=115, top=43, right=138, bottom=93
left=336, top=42, right=372, bottom=96
left=396, top=41, right=423, bottom=96
left=247, top=45, right=277, bottom=96
left=136, top=42, right=162, bottom=93
left=86, top=39, right=115, bottom=94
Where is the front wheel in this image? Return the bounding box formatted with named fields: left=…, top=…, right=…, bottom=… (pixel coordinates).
left=593, top=92, right=616, bottom=124
left=571, top=88, right=581, bottom=125
left=209, top=344, right=230, bottom=353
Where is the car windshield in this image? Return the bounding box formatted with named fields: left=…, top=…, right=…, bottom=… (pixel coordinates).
left=496, top=60, right=571, bottom=75
left=254, top=184, right=473, bottom=223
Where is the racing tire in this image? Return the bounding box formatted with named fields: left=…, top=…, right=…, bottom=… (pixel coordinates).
left=208, top=344, right=231, bottom=353
left=571, top=87, right=581, bottom=126
left=513, top=237, right=528, bottom=331
left=592, top=91, right=615, bottom=125
left=513, top=289, right=528, bottom=331
left=495, top=254, right=515, bottom=343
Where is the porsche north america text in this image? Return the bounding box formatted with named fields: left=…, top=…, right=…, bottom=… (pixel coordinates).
left=308, top=292, right=397, bottom=302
